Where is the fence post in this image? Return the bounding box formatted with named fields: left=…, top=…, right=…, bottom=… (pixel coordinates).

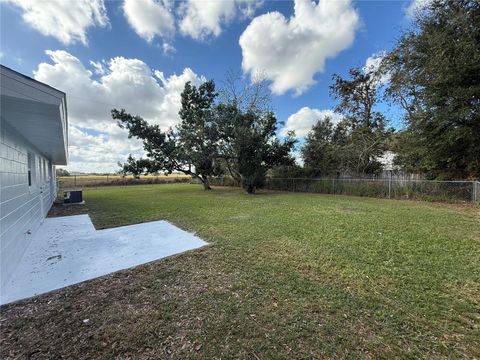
left=107, top=174, right=109, bottom=183
left=74, top=175, right=76, bottom=188
left=388, top=174, right=392, bottom=199
left=473, top=181, right=477, bottom=203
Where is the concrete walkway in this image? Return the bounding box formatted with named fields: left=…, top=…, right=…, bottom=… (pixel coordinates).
left=0, top=215, right=207, bottom=305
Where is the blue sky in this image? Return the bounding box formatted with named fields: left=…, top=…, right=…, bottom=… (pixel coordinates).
left=0, top=0, right=422, bottom=172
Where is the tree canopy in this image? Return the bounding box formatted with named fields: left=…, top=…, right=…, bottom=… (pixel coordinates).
left=118, top=155, right=153, bottom=179
left=301, top=116, right=339, bottom=176
left=112, top=80, right=220, bottom=190
left=216, top=73, right=296, bottom=193
left=322, top=67, right=392, bottom=175
left=217, top=103, right=296, bottom=193
left=382, top=0, right=480, bottom=179
left=115, top=76, right=295, bottom=193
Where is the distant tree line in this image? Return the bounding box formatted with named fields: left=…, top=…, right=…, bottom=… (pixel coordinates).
left=382, top=0, right=479, bottom=179
left=116, top=0, right=478, bottom=192
left=302, top=67, right=393, bottom=177
left=56, top=168, right=70, bottom=176
left=303, top=0, right=479, bottom=180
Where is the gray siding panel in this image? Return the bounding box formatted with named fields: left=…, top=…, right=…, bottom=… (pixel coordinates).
left=0, top=184, right=26, bottom=203
left=0, top=121, right=55, bottom=287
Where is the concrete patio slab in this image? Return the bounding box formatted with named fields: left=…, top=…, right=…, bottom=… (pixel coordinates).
left=0, top=215, right=207, bottom=305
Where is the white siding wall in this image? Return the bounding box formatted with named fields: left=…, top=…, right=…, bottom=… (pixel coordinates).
left=0, top=121, right=56, bottom=288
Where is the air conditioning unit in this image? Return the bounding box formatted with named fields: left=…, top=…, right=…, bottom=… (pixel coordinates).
left=64, top=190, right=84, bottom=205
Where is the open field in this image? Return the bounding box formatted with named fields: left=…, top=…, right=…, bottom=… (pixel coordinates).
left=58, top=174, right=191, bottom=187
left=1, top=184, right=479, bottom=359
left=59, top=174, right=191, bottom=181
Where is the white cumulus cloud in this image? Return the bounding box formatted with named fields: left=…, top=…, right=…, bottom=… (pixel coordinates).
left=122, top=0, right=261, bottom=43
left=178, top=0, right=261, bottom=40
left=34, top=50, right=206, bottom=172
left=2, top=0, right=108, bottom=45
left=282, top=107, right=343, bottom=138
left=363, top=51, right=390, bottom=85
left=162, top=42, right=176, bottom=55
left=405, top=0, right=432, bottom=18
left=65, top=125, right=144, bottom=173
left=123, top=0, right=175, bottom=42
left=239, top=0, right=359, bottom=95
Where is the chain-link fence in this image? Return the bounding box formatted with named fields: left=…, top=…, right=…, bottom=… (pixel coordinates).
left=58, top=175, right=479, bottom=204
left=210, top=177, right=480, bottom=203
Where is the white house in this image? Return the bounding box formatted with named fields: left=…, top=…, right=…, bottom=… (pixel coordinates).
left=0, top=65, right=68, bottom=288
left=377, top=151, right=397, bottom=172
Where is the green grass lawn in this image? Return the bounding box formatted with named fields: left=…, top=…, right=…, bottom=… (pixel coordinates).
left=2, top=184, right=479, bottom=359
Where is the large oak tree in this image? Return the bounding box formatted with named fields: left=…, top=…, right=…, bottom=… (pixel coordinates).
left=216, top=73, right=296, bottom=194
left=112, top=80, right=220, bottom=190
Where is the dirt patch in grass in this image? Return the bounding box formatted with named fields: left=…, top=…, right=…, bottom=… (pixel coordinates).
left=47, top=200, right=89, bottom=218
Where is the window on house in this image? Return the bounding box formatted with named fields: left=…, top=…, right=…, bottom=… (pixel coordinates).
left=27, top=152, right=34, bottom=187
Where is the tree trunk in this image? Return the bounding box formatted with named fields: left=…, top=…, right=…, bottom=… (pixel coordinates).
left=225, top=158, right=241, bottom=183
left=202, top=177, right=212, bottom=190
